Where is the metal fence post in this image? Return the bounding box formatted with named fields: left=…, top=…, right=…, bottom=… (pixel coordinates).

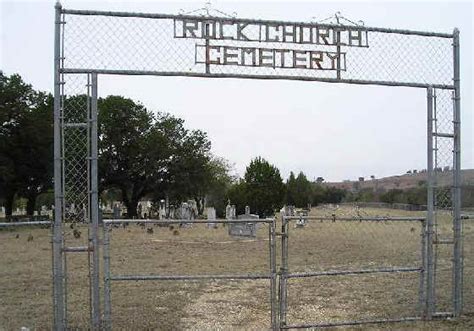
left=53, top=2, right=65, bottom=329
left=103, top=223, right=112, bottom=330
left=419, top=219, right=426, bottom=314
left=90, top=73, right=101, bottom=329
left=425, top=86, right=435, bottom=319
left=269, top=218, right=278, bottom=330
left=279, top=216, right=289, bottom=328
left=452, top=28, right=462, bottom=317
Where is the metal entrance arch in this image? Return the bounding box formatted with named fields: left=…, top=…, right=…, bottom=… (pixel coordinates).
left=52, top=2, right=462, bottom=329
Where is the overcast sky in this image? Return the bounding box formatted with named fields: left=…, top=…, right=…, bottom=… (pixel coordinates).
left=1, top=0, right=472, bottom=182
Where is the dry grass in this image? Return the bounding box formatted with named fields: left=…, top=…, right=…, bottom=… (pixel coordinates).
left=0, top=206, right=473, bottom=330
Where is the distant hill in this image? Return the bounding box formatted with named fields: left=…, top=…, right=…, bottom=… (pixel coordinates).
left=324, top=169, right=474, bottom=192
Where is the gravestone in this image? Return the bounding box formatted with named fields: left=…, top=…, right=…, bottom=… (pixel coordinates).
left=225, top=203, right=236, bottom=220
left=169, top=205, right=176, bottom=219
left=180, top=202, right=193, bottom=227
left=295, top=209, right=308, bottom=228
left=237, top=206, right=259, bottom=221
left=207, top=207, right=217, bottom=228
left=112, top=204, right=121, bottom=219
left=281, top=205, right=295, bottom=217
left=158, top=199, right=166, bottom=220
left=229, top=205, right=258, bottom=237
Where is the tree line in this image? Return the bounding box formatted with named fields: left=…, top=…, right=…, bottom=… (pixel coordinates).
left=0, top=73, right=232, bottom=217
left=226, top=158, right=346, bottom=217
left=1, top=74, right=53, bottom=216
left=0, top=73, right=348, bottom=218
left=3, top=73, right=472, bottom=218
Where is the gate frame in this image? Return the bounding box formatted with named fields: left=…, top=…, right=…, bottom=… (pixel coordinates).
left=279, top=215, right=426, bottom=329
left=101, top=218, right=278, bottom=331
left=52, top=2, right=463, bottom=329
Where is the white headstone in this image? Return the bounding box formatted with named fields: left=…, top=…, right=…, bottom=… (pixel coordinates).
left=180, top=202, right=192, bottom=227
left=207, top=207, right=217, bottom=228
left=225, top=203, right=235, bottom=220
left=159, top=199, right=166, bottom=220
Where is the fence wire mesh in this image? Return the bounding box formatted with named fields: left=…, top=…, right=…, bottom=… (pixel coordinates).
left=463, top=218, right=474, bottom=314
left=431, top=88, right=456, bottom=312
left=285, top=272, right=421, bottom=326
left=280, top=206, right=426, bottom=327
left=102, top=220, right=276, bottom=329
left=61, top=74, right=90, bottom=223
left=61, top=11, right=454, bottom=87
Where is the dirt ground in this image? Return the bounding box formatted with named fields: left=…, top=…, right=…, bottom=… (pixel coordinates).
left=0, top=206, right=473, bottom=330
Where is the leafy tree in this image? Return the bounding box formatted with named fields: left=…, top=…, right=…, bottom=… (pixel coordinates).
left=163, top=128, right=212, bottom=214
left=405, top=186, right=427, bottom=205
left=17, top=92, right=53, bottom=214
left=380, top=189, right=405, bottom=204
left=324, top=186, right=346, bottom=203
left=294, top=172, right=313, bottom=207
left=35, top=189, right=54, bottom=211
left=98, top=96, right=167, bottom=217
left=0, top=73, right=53, bottom=216
left=98, top=96, right=215, bottom=217
left=285, top=172, right=296, bottom=205
left=462, top=185, right=474, bottom=208
left=0, top=73, right=32, bottom=215
left=244, top=157, right=285, bottom=217
left=312, top=183, right=327, bottom=205
left=203, top=157, right=234, bottom=217
left=357, top=188, right=376, bottom=202
left=286, top=171, right=312, bottom=208
left=226, top=179, right=248, bottom=215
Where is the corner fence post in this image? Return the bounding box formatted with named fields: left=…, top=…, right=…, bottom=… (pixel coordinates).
left=53, top=2, right=66, bottom=329
left=452, top=28, right=462, bottom=317
left=425, top=86, right=435, bottom=319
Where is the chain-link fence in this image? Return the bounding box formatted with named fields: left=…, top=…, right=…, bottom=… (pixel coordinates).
left=48, top=3, right=463, bottom=329
left=101, top=219, right=277, bottom=330
left=61, top=11, right=453, bottom=88
left=279, top=206, right=427, bottom=328
left=62, top=74, right=90, bottom=223
left=431, top=88, right=456, bottom=314
left=463, top=217, right=474, bottom=315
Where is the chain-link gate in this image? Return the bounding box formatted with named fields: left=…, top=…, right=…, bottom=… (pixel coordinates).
left=278, top=214, right=428, bottom=329
left=52, top=2, right=463, bottom=329
left=101, top=218, right=278, bottom=330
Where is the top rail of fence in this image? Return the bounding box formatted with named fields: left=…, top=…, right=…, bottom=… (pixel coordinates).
left=103, top=218, right=274, bottom=225
left=282, top=215, right=425, bottom=222
left=0, top=220, right=52, bottom=227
